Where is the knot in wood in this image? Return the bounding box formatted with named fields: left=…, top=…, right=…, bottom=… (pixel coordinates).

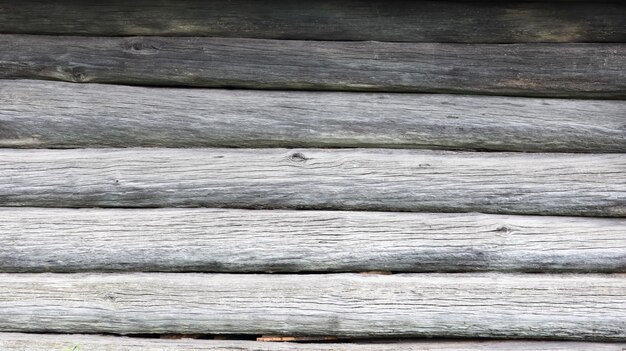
left=124, top=39, right=144, bottom=51
left=124, top=39, right=159, bottom=54
left=493, top=226, right=512, bottom=233
left=102, top=293, right=117, bottom=302
left=67, top=67, right=87, bottom=83
left=288, top=152, right=309, bottom=163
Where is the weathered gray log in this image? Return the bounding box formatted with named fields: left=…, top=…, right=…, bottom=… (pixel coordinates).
left=2, top=80, right=625, bottom=152
left=1, top=208, right=624, bottom=273
left=0, top=273, right=623, bottom=339
left=0, top=334, right=624, bottom=351
left=1, top=36, right=624, bottom=98
left=0, top=148, right=624, bottom=216
left=1, top=0, right=625, bottom=43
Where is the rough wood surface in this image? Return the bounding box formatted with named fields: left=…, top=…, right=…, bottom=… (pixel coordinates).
left=0, top=334, right=624, bottom=351
left=1, top=0, right=625, bottom=43
left=0, top=273, right=623, bottom=339
left=1, top=208, right=624, bottom=273
left=0, top=148, right=624, bottom=217
left=1, top=36, right=624, bottom=98
left=2, top=80, right=625, bottom=152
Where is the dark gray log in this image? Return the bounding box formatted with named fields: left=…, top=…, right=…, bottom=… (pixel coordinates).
left=2, top=208, right=624, bottom=273
left=1, top=35, right=624, bottom=97
left=0, top=333, right=624, bottom=351
left=0, top=0, right=625, bottom=43
left=2, top=80, right=625, bottom=152
left=0, top=273, right=623, bottom=339
left=0, top=148, right=624, bottom=217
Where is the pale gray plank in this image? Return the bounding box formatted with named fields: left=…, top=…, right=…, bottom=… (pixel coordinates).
left=0, top=148, right=624, bottom=216
left=1, top=208, right=624, bottom=273
left=0, top=333, right=624, bottom=351
left=1, top=36, right=624, bottom=98
left=1, top=0, right=625, bottom=43
left=0, top=273, right=623, bottom=339
left=2, top=80, right=625, bottom=152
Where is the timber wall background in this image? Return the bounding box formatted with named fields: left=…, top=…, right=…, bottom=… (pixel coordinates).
left=0, top=0, right=625, bottom=350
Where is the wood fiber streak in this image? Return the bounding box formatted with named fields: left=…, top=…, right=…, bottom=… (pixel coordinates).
left=0, top=148, right=624, bottom=216
left=2, top=80, right=625, bottom=152
left=0, top=208, right=624, bottom=273
left=0, top=333, right=624, bottom=351
left=0, top=0, right=625, bottom=43
left=1, top=36, right=624, bottom=97
left=0, top=273, right=623, bottom=339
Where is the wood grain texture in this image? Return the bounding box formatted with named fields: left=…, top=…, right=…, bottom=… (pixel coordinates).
left=1, top=0, right=625, bottom=43
left=2, top=80, right=625, bottom=152
left=1, top=208, right=624, bottom=273
left=0, top=334, right=624, bottom=351
left=1, top=36, right=624, bottom=98
left=0, top=148, right=624, bottom=217
left=0, top=273, right=623, bottom=339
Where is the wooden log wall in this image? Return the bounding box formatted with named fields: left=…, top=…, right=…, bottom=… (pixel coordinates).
left=2, top=80, right=625, bottom=151
left=0, top=0, right=624, bottom=349
left=1, top=36, right=625, bottom=98
left=1, top=0, right=625, bottom=42
left=0, top=273, right=624, bottom=338
left=1, top=334, right=625, bottom=351
left=1, top=208, right=623, bottom=273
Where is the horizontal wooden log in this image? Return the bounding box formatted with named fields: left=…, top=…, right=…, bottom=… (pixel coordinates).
left=1, top=0, right=625, bottom=43
left=1, top=36, right=624, bottom=97
left=0, top=148, right=624, bottom=216
left=0, top=334, right=625, bottom=351
left=1, top=208, right=624, bottom=273
left=0, top=273, right=623, bottom=339
left=2, top=80, right=625, bottom=152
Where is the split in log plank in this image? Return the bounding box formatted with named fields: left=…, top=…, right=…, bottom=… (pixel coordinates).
left=0, top=334, right=625, bottom=351
left=0, top=148, right=624, bottom=217
left=0, top=208, right=624, bottom=273
left=0, top=273, right=623, bottom=340
left=2, top=80, right=625, bottom=152
left=1, top=35, right=625, bottom=98
left=1, top=1, right=625, bottom=43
